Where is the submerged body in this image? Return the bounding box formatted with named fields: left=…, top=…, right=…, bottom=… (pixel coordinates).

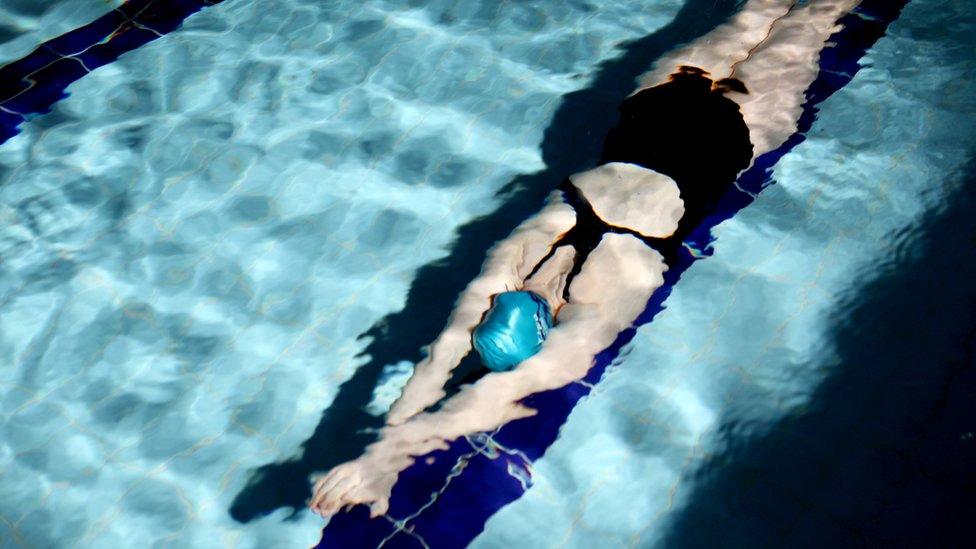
left=310, top=0, right=862, bottom=518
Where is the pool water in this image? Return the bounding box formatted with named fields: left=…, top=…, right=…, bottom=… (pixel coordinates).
left=1, top=1, right=974, bottom=548
left=0, top=1, right=124, bottom=67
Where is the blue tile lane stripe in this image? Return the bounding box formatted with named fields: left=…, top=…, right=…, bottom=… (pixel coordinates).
left=316, top=1, right=910, bottom=547
left=0, top=0, right=225, bottom=145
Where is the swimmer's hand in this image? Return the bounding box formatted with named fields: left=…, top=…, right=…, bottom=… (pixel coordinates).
left=308, top=455, right=397, bottom=518
left=308, top=426, right=450, bottom=518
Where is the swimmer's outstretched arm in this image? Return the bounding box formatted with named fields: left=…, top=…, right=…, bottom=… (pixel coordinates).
left=311, top=233, right=666, bottom=517
left=385, top=191, right=576, bottom=426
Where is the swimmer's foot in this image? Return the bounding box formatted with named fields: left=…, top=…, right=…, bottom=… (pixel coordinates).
left=308, top=455, right=399, bottom=518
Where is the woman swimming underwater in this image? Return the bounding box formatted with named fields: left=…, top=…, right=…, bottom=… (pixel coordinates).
left=310, top=0, right=863, bottom=518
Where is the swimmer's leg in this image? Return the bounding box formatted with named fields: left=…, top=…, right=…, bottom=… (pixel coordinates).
left=641, top=0, right=861, bottom=160
left=310, top=234, right=666, bottom=517
left=638, top=0, right=797, bottom=90
left=719, top=0, right=862, bottom=156
left=385, top=191, right=576, bottom=426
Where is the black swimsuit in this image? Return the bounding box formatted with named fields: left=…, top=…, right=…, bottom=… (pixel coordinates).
left=531, top=66, right=755, bottom=296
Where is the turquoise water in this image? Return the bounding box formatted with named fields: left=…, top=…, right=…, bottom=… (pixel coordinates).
left=1, top=0, right=974, bottom=547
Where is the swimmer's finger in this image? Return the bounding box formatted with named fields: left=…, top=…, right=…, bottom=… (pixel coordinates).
left=318, top=476, right=357, bottom=515
left=309, top=472, right=342, bottom=510
left=311, top=474, right=357, bottom=515
left=368, top=498, right=389, bottom=518
left=312, top=467, right=350, bottom=497
left=308, top=476, right=330, bottom=509
left=311, top=472, right=335, bottom=496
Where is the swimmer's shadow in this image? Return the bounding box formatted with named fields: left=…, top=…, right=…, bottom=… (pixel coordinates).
left=229, top=0, right=741, bottom=522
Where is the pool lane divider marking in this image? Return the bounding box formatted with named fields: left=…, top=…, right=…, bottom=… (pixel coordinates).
left=0, top=0, right=225, bottom=145
left=315, top=0, right=910, bottom=547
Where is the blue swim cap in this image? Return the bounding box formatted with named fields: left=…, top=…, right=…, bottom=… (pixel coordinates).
left=473, top=291, right=553, bottom=372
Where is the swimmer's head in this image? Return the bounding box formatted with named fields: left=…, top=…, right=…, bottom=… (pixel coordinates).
left=473, top=291, right=553, bottom=372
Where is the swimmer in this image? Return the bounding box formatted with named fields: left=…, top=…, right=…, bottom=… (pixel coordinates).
left=310, top=0, right=863, bottom=518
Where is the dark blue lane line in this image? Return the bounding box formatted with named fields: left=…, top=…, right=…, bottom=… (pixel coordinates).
left=316, top=1, right=909, bottom=546
left=0, top=0, right=224, bottom=145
